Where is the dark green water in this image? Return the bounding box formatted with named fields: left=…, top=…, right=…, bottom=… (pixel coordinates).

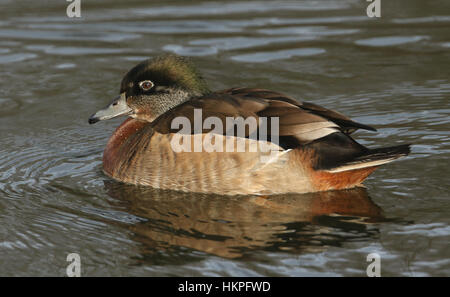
left=0, top=0, right=449, bottom=276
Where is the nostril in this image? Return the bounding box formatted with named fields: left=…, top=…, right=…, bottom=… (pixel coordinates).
left=112, top=102, right=118, bottom=106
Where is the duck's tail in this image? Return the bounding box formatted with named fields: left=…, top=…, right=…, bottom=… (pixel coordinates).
left=306, top=132, right=411, bottom=191
left=324, top=144, right=411, bottom=173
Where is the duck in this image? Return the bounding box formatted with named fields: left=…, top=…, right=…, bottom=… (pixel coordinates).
left=88, top=54, right=410, bottom=195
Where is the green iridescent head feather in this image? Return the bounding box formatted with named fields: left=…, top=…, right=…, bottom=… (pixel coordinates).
left=120, top=54, right=210, bottom=96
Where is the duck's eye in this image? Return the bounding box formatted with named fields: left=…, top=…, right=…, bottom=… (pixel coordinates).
left=139, top=80, right=154, bottom=91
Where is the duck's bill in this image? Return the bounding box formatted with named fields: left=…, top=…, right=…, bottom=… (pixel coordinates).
left=88, top=93, right=133, bottom=124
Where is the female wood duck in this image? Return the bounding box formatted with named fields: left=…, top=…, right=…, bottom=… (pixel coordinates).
left=89, top=55, right=410, bottom=195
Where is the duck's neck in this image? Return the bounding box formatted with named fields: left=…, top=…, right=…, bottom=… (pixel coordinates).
left=143, top=89, right=204, bottom=122
left=146, top=88, right=198, bottom=123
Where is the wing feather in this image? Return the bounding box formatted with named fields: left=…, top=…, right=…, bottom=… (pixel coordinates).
left=151, top=88, right=374, bottom=147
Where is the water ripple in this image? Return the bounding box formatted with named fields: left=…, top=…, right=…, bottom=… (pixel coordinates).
left=231, top=48, right=326, bottom=62
left=355, top=36, right=428, bottom=47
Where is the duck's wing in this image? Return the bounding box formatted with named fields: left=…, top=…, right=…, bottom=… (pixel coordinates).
left=150, top=87, right=374, bottom=148
left=150, top=91, right=268, bottom=136
left=225, top=88, right=376, bottom=134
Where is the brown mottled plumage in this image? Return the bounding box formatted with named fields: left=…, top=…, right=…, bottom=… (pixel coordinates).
left=89, top=55, right=411, bottom=195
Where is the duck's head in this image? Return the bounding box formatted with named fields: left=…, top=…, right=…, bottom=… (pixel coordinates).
left=89, top=54, right=209, bottom=124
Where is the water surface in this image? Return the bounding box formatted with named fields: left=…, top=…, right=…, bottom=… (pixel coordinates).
left=0, top=0, right=449, bottom=276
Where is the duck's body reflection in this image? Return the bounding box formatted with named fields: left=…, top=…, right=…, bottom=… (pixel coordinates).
left=104, top=181, right=383, bottom=259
